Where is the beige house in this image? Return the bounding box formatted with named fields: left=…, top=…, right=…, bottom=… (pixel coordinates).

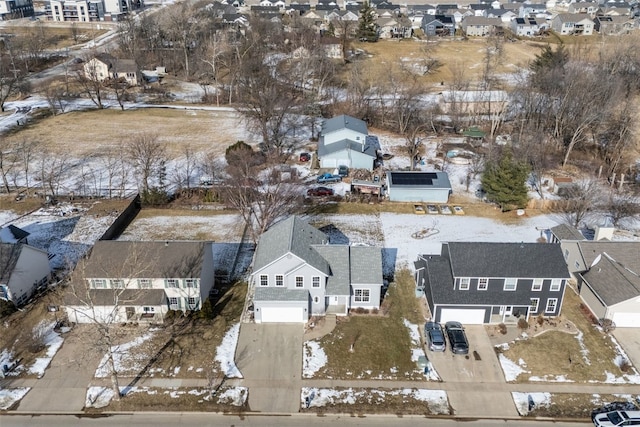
left=83, top=53, right=139, bottom=86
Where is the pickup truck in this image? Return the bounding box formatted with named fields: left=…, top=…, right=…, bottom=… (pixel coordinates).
left=317, top=173, right=342, bottom=184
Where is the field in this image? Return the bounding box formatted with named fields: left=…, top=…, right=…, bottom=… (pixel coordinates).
left=0, top=23, right=110, bottom=50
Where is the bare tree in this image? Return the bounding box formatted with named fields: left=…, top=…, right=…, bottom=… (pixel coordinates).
left=201, top=31, right=230, bottom=106
left=173, top=145, right=196, bottom=191
left=125, top=133, right=166, bottom=194
left=14, top=139, right=39, bottom=193
left=35, top=149, right=70, bottom=198
left=42, top=84, right=67, bottom=116
left=76, top=54, right=105, bottom=109
left=404, top=123, right=427, bottom=171
left=606, top=191, right=640, bottom=227
left=558, top=180, right=603, bottom=228
left=0, top=41, right=25, bottom=112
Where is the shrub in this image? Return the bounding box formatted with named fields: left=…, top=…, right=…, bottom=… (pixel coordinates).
left=536, top=315, right=545, bottom=326
left=198, top=299, right=214, bottom=319
left=620, top=359, right=632, bottom=373
left=517, top=318, right=529, bottom=330
left=498, top=323, right=508, bottom=335
left=371, top=307, right=379, bottom=315
left=0, top=299, right=17, bottom=319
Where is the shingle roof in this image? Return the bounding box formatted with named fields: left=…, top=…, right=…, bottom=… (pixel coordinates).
left=580, top=253, right=640, bottom=306
left=320, top=115, right=368, bottom=136
left=0, top=243, right=23, bottom=283
left=317, top=138, right=377, bottom=158
left=253, top=216, right=330, bottom=275
left=64, top=288, right=166, bottom=306
left=446, top=242, right=570, bottom=279
left=388, top=171, right=452, bottom=190
left=314, top=245, right=350, bottom=295
left=550, top=224, right=585, bottom=241
left=81, top=241, right=206, bottom=279
left=254, top=287, right=309, bottom=302
left=577, top=241, right=640, bottom=270
left=350, top=246, right=383, bottom=284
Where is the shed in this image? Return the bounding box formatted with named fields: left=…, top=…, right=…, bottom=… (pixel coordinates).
left=386, top=171, right=452, bottom=203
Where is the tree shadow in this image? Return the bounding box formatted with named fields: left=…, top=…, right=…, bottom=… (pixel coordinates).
left=382, top=248, right=397, bottom=282
left=318, top=224, right=350, bottom=244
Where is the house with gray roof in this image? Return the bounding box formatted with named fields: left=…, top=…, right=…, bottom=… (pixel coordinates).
left=415, top=242, right=570, bottom=324
left=461, top=16, right=503, bottom=36
left=63, top=241, right=215, bottom=324
left=0, top=243, right=50, bottom=307
left=551, top=13, right=595, bottom=35
left=317, top=115, right=377, bottom=170
left=386, top=171, right=452, bottom=203
left=250, top=216, right=383, bottom=323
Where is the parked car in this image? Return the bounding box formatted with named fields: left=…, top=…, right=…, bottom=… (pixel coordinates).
left=338, top=165, right=349, bottom=177
left=427, top=204, right=439, bottom=214
left=373, top=175, right=380, bottom=183
left=440, top=205, right=452, bottom=215
left=307, top=187, right=334, bottom=197
left=444, top=321, right=469, bottom=355
left=299, top=152, right=311, bottom=162
left=453, top=206, right=465, bottom=215
left=414, top=204, right=426, bottom=215
left=593, top=410, right=640, bottom=426
left=425, top=322, right=446, bottom=352
left=592, top=403, right=640, bottom=422
left=317, top=173, right=342, bottom=184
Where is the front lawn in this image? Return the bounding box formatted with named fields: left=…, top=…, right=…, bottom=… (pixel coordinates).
left=517, top=392, right=640, bottom=419
left=313, top=269, right=425, bottom=379
left=498, top=288, right=634, bottom=383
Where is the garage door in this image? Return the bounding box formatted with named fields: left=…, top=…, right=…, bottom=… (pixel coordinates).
left=439, top=308, right=486, bottom=325
left=321, top=158, right=337, bottom=168
left=611, top=312, right=640, bottom=328
left=260, top=307, right=305, bottom=323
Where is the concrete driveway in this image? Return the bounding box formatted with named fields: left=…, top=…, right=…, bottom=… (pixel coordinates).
left=613, top=328, right=640, bottom=368
left=427, top=325, right=518, bottom=417
left=235, top=323, right=304, bottom=413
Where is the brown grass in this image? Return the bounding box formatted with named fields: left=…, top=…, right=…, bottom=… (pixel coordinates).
left=0, top=25, right=110, bottom=50
left=2, top=108, right=248, bottom=157
left=528, top=393, right=638, bottom=419
left=315, top=269, right=424, bottom=379
left=499, top=288, right=625, bottom=383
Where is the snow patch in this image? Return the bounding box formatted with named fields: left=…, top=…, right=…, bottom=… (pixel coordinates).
left=214, top=323, right=242, bottom=378
left=0, top=387, right=30, bottom=410
left=303, top=340, right=327, bottom=378
left=85, top=386, right=115, bottom=409
left=28, top=321, right=64, bottom=378
left=512, top=392, right=552, bottom=416
left=498, top=354, right=529, bottom=382
left=94, top=331, right=155, bottom=378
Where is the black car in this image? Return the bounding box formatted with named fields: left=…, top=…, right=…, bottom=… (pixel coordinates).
left=425, top=321, right=446, bottom=352
left=444, top=321, right=469, bottom=355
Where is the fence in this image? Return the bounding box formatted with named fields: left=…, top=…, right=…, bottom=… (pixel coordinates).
left=99, top=194, right=141, bottom=241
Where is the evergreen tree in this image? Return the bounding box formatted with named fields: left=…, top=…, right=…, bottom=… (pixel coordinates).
left=481, top=149, right=530, bottom=211
left=357, top=2, right=378, bottom=42
left=529, top=44, right=569, bottom=74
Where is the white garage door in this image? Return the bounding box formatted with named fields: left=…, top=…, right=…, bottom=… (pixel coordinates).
left=611, top=312, right=640, bottom=328
left=321, top=158, right=337, bottom=168
left=260, top=307, right=305, bottom=323
left=439, top=308, right=486, bottom=325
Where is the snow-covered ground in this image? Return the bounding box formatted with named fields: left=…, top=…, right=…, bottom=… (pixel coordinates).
left=403, top=319, right=440, bottom=381
left=28, top=321, right=64, bottom=378
left=0, top=388, right=31, bottom=410
left=84, top=385, right=248, bottom=408
left=301, top=387, right=450, bottom=414
left=512, top=392, right=551, bottom=416
left=303, top=340, right=327, bottom=378
left=94, top=331, right=156, bottom=378
left=214, top=323, right=243, bottom=379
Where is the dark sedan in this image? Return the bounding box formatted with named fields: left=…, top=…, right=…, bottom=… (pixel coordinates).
left=444, top=321, right=469, bottom=355
left=307, top=187, right=334, bottom=197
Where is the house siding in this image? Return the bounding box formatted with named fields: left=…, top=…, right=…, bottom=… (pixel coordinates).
left=320, top=149, right=375, bottom=170
left=350, top=284, right=381, bottom=309
left=323, top=128, right=366, bottom=146
left=388, top=187, right=451, bottom=203
left=6, top=246, right=50, bottom=305
left=579, top=281, right=607, bottom=319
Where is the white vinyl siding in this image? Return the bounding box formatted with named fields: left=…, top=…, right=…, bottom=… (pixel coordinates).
left=111, top=279, right=124, bottom=289
left=139, top=279, right=152, bottom=289
left=275, top=275, right=284, bottom=287
left=504, top=278, right=517, bottom=291
left=166, top=279, right=179, bottom=288
left=92, top=279, right=107, bottom=289
left=169, top=297, right=179, bottom=310
left=185, top=279, right=198, bottom=288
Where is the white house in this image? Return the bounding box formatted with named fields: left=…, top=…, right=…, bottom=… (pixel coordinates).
left=317, top=115, right=378, bottom=171
left=551, top=13, right=595, bottom=35
left=64, top=241, right=215, bottom=324
left=250, top=216, right=383, bottom=323
left=0, top=243, right=50, bottom=306
left=386, top=171, right=452, bottom=203
left=84, top=53, right=139, bottom=86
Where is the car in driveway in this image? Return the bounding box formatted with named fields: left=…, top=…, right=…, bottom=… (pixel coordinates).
left=427, top=204, right=439, bottom=214
left=317, top=173, right=342, bottom=184
left=445, top=321, right=469, bottom=355
left=299, top=152, right=311, bottom=162
left=338, top=165, right=349, bottom=177
left=425, top=322, right=446, bottom=352
left=593, top=410, right=640, bottom=426
left=307, top=186, right=334, bottom=197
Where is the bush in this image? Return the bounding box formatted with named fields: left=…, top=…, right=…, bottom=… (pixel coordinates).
left=0, top=299, right=17, bottom=319
left=536, top=315, right=544, bottom=326
left=498, top=323, right=508, bottom=335
left=198, top=299, right=215, bottom=320
left=517, top=318, right=529, bottom=330
left=620, top=359, right=632, bottom=373
left=141, top=188, right=169, bottom=206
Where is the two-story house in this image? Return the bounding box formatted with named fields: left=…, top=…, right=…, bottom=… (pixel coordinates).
left=0, top=243, right=50, bottom=307
left=83, top=53, right=139, bottom=87
left=317, top=115, right=378, bottom=171
left=461, top=16, right=502, bottom=36
left=551, top=13, right=595, bottom=35
left=511, top=17, right=548, bottom=36
left=250, top=216, right=383, bottom=323
left=422, top=14, right=456, bottom=36
left=414, top=242, right=570, bottom=324
left=63, top=241, right=215, bottom=324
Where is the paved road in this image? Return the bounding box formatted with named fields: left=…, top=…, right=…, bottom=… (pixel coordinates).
left=235, top=323, right=304, bottom=413
left=0, top=414, right=592, bottom=426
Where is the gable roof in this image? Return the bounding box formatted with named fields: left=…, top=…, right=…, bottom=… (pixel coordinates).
left=462, top=16, right=502, bottom=25
left=555, top=13, right=594, bottom=23
left=0, top=225, right=30, bottom=244
left=550, top=223, right=585, bottom=241
left=318, top=138, right=377, bottom=158
left=445, top=242, right=570, bottom=279
left=388, top=171, right=452, bottom=190
left=320, top=115, right=368, bottom=136
left=254, top=287, right=309, bottom=301
left=0, top=243, right=23, bottom=283
left=94, top=53, right=137, bottom=73
left=64, top=288, right=166, bottom=306
left=580, top=253, right=640, bottom=306
left=81, top=241, right=206, bottom=279
left=576, top=241, right=640, bottom=270
left=253, top=216, right=330, bottom=275
left=313, top=245, right=383, bottom=295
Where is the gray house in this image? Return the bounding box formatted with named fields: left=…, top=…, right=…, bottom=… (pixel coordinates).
left=421, top=14, right=456, bottom=35
left=415, top=242, right=570, bottom=324
left=0, top=243, right=50, bottom=306
left=386, top=171, right=452, bottom=203
left=250, top=216, right=383, bottom=323
left=318, top=115, right=377, bottom=171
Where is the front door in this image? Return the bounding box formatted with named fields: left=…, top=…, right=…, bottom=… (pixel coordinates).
left=125, top=306, right=135, bottom=320
left=501, top=305, right=512, bottom=321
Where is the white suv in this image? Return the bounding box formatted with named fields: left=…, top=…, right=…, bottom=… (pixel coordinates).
left=593, top=411, right=640, bottom=426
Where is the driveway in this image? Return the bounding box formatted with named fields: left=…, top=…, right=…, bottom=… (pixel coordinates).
left=235, top=323, right=304, bottom=413
left=613, top=328, right=640, bottom=368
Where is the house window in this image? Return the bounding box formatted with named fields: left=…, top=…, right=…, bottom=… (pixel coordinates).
left=260, top=275, right=268, bottom=287
left=575, top=261, right=580, bottom=270
left=275, top=275, right=284, bottom=287
left=111, top=279, right=124, bottom=289
left=185, top=279, right=198, bottom=288
left=295, top=276, right=304, bottom=288
left=354, top=289, right=370, bottom=303
left=545, top=298, right=558, bottom=313
left=478, top=278, right=488, bottom=291
left=92, top=279, right=106, bottom=289
left=139, top=279, right=152, bottom=289
left=530, top=298, right=539, bottom=313
left=504, top=278, right=517, bottom=291
left=532, top=279, right=543, bottom=292
left=564, top=249, right=569, bottom=259
left=313, top=296, right=320, bottom=304
left=143, top=306, right=154, bottom=313
left=459, top=278, right=470, bottom=290
left=550, top=279, right=562, bottom=292
left=166, top=279, right=179, bottom=288
left=187, top=297, right=198, bottom=308
left=312, top=276, right=321, bottom=288
left=169, top=297, right=179, bottom=310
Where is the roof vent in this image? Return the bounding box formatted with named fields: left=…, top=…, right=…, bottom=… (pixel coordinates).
left=165, top=241, right=169, bottom=247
